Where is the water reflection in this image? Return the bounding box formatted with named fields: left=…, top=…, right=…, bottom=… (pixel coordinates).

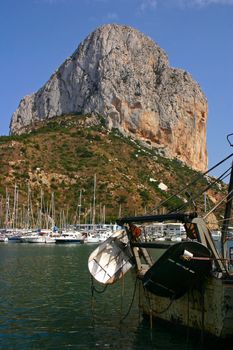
left=0, top=243, right=232, bottom=349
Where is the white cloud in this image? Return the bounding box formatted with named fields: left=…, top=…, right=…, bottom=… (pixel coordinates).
left=168, top=0, right=233, bottom=7
left=106, top=12, right=119, bottom=20
left=34, top=0, right=67, bottom=3
left=136, top=0, right=233, bottom=14
left=138, top=0, right=158, bottom=13
left=35, top=0, right=233, bottom=11
left=193, top=0, right=233, bottom=4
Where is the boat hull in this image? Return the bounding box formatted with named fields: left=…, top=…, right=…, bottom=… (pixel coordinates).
left=27, top=237, right=46, bottom=243
left=7, top=236, right=22, bottom=243
left=139, top=275, right=233, bottom=339
left=55, top=238, right=84, bottom=244
left=20, top=235, right=46, bottom=243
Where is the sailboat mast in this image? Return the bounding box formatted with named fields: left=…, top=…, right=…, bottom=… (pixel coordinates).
left=0, top=195, right=2, bottom=228
left=221, top=160, right=233, bottom=259
left=5, top=188, right=9, bottom=230
left=92, top=174, right=96, bottom=230
left=78, top=190, right=82, bottom=225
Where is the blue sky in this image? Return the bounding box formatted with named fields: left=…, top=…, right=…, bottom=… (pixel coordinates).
left=0, top=0, right=232, bottom=175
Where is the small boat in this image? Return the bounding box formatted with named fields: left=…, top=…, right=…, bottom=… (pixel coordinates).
left=98, top=229, right=113, bottom=242
left=39, top=229, right=57, bottom=244
left=0, top=235, right=8, bottom=242
left=7, top=232, right=22, bottom=243
left=20, top=233, right=46, bottom=243
left=55, top=231, right=84, bottom=244
left=84, top=232, right=101, bottom=244
left=8, top=236, right=21, bottom=243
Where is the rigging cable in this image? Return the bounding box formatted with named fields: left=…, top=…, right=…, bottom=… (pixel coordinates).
left=171, top=166, right=232, bottom=213
left=203, top=188, right=233, bottom=220
left=149, top=152, right=233, bottom=215
left=208, top=215, right=233, bottom=225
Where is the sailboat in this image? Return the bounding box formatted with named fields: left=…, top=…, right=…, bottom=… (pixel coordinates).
left=88, top=133, right=233, bottom=339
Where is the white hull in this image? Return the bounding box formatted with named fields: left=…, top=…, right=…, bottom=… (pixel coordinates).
left=85, top=237, right=100, bottom=244
left=45, top=236, right=56, bottom=244
left=23, top=235, right=46, bottom=243
left=0, top=236, right=8, bottom=242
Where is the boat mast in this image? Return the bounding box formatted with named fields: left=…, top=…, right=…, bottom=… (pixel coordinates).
left=92, top=174, right=96, bottom=231
left=5, top=188, right=9, bottom=231
left=0, top=195, right=2, bottom=228
left=221, top=134, right=233, bottom=259
left=78, top=190, right=82, bottom=226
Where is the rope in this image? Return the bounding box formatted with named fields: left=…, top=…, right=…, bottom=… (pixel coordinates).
left=151, top=297, right=174, bottom=314
left=90, top=276, right=109, bottom=326
left=120, top=273, right=125, bottom=319
left=120, top=277, right=138, bottom=323
left=91, top=276, right=108, bottom=296
left=186, top=290, right=190, bottom=344
left=144, top=287, right=175, bottom=315
left=200, top=284, right=205, bottom=345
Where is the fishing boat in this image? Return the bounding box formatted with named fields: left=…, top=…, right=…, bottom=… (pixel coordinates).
left=115, top=213, right=233, bottom=339
left=88, top=133, right=233, bottom=340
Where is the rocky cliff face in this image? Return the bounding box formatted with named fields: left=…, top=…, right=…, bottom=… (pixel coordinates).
left=10, top=24, right=208, bottom=171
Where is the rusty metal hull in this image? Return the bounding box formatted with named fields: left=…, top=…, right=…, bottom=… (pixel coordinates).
left=139, top=275, right=233, bottom=339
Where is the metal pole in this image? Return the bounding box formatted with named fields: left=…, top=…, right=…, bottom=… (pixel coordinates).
left=221, top=161, right=233, bottom=259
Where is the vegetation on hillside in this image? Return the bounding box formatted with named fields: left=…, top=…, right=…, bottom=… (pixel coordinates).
left=0, top=115, right=227, bottom=228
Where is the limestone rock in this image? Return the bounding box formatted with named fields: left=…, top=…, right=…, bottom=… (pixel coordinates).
left=10, top=24, right=208, bottom=171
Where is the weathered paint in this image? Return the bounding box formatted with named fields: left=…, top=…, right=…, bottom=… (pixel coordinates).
left=139, top=275, right=233, bottom=338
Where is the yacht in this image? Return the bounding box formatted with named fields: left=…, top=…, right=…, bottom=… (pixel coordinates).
left=55, top=231, right=85, bottom=244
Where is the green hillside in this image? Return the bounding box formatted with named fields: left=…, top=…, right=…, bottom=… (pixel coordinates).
left=0, top=114, right=226, bottom=228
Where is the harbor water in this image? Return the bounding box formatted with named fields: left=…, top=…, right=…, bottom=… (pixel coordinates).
left=0, top=242, right=232, bottom=349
